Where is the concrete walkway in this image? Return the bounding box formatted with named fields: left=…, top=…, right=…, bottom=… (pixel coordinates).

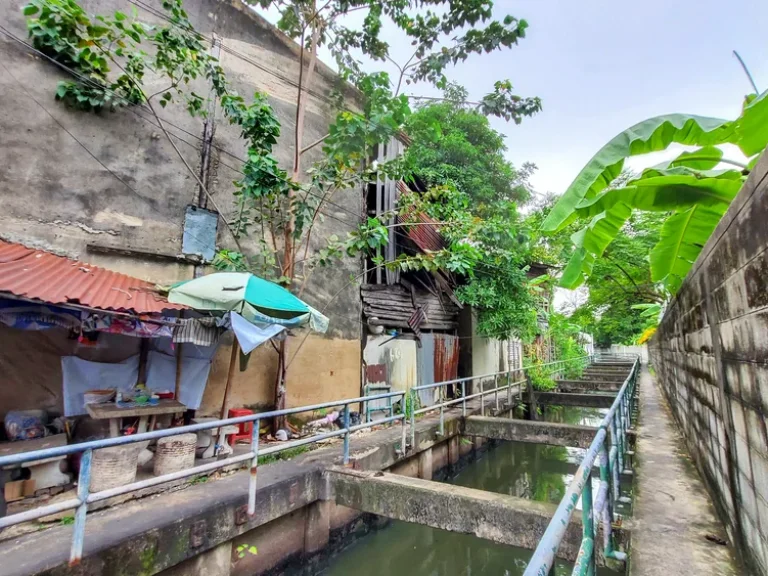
left=630, top=366, right=738, bottom=575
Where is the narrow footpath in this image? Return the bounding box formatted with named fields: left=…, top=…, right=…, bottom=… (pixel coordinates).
left=630, top=366, right=738, bottom=575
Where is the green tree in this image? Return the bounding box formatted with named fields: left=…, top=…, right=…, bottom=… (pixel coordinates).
left=567, top=211, right=665, bottom=346
left=393, top=93, right=542, bottom=341
left=403, top=84, right=536, bottom=207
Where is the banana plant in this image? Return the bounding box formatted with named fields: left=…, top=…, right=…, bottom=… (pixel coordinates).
left=544, top=91, right=768, bottom=292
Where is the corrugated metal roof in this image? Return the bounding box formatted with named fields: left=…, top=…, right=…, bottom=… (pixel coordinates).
left=0, top=239, right=186, bottom=315
left=396, top=181, right=446, bottom=253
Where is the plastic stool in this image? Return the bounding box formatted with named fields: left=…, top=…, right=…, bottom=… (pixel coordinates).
left=228, top=408, right=254, bottom=445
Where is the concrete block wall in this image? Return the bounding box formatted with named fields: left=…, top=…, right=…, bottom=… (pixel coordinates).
left=649, top=149, right=768, bottom=575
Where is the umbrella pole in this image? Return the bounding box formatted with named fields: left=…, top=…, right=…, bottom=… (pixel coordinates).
left=174, top=342, right=184, bottom=401
left=217, top=339, right=240, bottom=451
left=174, top=311, right=185, bottom=403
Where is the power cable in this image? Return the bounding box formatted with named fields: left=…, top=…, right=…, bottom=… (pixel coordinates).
left=0, top=58, right=216, bottom=251
left=126, top=0, right=341, bottom=106
left=0, top=24, right=366, bottom=225
left=0, top=26, right=362, bottom=229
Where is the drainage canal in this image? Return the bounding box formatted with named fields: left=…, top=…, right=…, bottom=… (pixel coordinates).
left=311, top=407, right=622, bottom=576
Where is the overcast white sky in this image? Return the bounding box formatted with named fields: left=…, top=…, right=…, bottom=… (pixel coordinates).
left=261, top=0, right=768, bottom=196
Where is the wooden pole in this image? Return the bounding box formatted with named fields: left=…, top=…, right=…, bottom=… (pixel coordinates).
left=174, top=311, right=185, bottom=402
left=137, top=338, right=149, bottom=386
left=220, top=338, right=240, bottom=420
left=174, top=342, right=184, bottom=401
left=216, top=338, right=240, bottom=452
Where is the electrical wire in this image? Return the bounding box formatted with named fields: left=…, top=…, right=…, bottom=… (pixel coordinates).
left=0, top=24, right=367, bottom=225
left=126, top=0, right=342, bottom=106
left=0, top=57, right=216, bottom=251
left=0, top=25, right=363, bottom=229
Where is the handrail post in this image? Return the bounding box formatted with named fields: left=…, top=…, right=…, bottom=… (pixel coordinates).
left=400, top=392, right=407, bottom=455
left=598, top=443, right=615, bottom=554
left=506, top=371, right=512, bottom=409
left=438, top=386, right=445, bottom=437
left=480, top=379, right=485, bottom=416
left=69, top=448, right=92, bottom=566
left=609, top=445, right=620, bottom=503
left=582, top=476, right=595, bottom=576
left=613, top=411, right=624, bottom=472
left=494, top=375, right=499, bottom=413
left=461, top=380, right=467, bottom=417
left=248, top=419, right=260, bottom=516
left=525, top=370, right=537, bottom=421
left=618, top=397, right=627, bottom=469
left=342, top=403, right=351, bottom=465
left=409, top=389, right=416, bottom=450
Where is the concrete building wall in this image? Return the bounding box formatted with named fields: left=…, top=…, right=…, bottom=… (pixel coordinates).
left=649, top=149, right=768, bottom=576
left=0, top=0, right=363, bottom=413
left=457, top=308, right=509, bottom=393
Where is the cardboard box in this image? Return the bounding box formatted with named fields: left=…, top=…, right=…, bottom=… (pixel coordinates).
left=3, top=478, right=35, bottom=501
left=4, top=480, right=23, bottom=502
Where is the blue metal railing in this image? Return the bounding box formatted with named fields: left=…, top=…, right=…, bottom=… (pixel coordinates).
left=407, top=355, right=594, bottom=444
left=522, top=355, right=640, bottom=576
left=0, top=354, right=595, bottom=566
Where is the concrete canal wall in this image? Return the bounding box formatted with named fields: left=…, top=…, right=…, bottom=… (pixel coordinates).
left=649, top=150, right=768, bottom=576
left=0, top=398, right=512, bottom=576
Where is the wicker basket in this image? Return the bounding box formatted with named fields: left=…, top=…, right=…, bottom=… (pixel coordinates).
left=90, top=441, right=147, bottom=492
left=154, top=433, right=197, bottom=476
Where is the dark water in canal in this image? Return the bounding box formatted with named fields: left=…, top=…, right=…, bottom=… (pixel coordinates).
left=319, top=407, right=617, bottom=576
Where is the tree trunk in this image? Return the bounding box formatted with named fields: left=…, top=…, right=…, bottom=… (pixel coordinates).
left=273, top=339, right=288, bottom=432
left=275, top=11, right=321, bottom=432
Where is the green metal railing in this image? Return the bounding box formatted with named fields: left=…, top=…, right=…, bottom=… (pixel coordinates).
left=523, top=355, right=640, bottom=576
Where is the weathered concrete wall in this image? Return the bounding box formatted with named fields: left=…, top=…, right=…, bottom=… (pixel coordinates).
left=362, top=334, right=419, bottom=393
left=328, top=468, right=585, bottom=562
left=464, top=415, right=598, bottom=449
left=602, top=345, right=648, bottom=363
left=457, top=308, right=510, bottom=393
left=649, top=150, right=768, bottom=576
left=0, top=0, right=363, bottom=413
left=0, top=325, right=140, bottom=419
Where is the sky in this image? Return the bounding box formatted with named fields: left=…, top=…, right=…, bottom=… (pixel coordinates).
left=259, top=1, right=768, bottom=313
left=261, top=0, right=768, bottom=196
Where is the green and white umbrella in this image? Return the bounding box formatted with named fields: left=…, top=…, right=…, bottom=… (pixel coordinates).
left=168, top=272, right=328, bottom=333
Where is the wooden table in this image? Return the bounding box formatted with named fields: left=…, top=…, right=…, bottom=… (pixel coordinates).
left=86, top=400, right=187, bottom=437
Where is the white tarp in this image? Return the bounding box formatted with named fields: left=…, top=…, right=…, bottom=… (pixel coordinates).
left=62, top=351, right=212, bottom=415
left=144, top=351, right=210, bottom=409
left=61, top=356, right=140, bottom=416
left=231, top=311, right=285, bottom=354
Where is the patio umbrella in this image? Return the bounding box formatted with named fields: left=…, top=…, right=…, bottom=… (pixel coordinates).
left=167, top=272, right=329, bottom=423
left=168, top=272, right=328, bottom=332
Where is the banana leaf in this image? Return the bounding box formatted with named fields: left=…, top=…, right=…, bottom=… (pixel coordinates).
left=559, top=203, right=632, bottom=289
left=649, top=204, right=728, bottom=293
left=573, top=169, right=744, bottom=218
left=734, top=90, right=768, bottom=157
left=541, top=114, right=735, bottom=232
left=667, top=146, right=723, bottom=170
left=559, top=245, right=595, bottom=291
